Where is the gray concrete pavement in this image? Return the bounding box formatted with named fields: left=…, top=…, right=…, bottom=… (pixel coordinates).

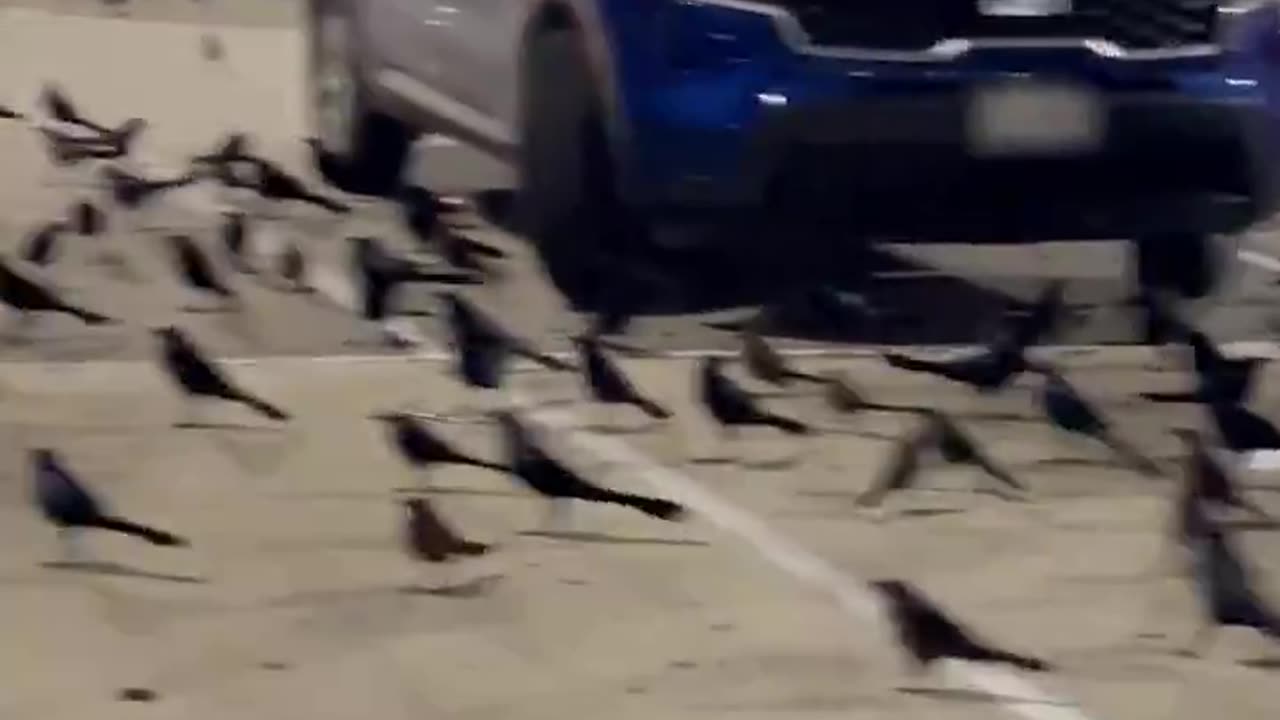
left=1, top=354, right=1279, bottom=719
left=5, top=3, right=1280, bottom=719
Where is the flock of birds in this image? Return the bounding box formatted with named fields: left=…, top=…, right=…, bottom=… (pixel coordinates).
left=4, top=83, right=1280, bottom=698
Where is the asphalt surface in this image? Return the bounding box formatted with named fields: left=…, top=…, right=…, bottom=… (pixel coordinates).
left=4, top=2, right=1280, bottom=719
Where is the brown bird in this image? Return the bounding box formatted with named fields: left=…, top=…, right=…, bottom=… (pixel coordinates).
left=402, top=497, right=491, bottom=563
left=871, top=579, right=1052, bottom=674
left=824, top=371, right=910, bottom=417
left=856, top=410, right=1024, bottom=508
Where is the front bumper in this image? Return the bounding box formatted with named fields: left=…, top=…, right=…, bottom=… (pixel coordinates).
left=623, top=37, right=1280, bottom=240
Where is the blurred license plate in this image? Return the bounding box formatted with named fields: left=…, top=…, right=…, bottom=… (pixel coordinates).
left=966, top=83, right=1104, bottom=156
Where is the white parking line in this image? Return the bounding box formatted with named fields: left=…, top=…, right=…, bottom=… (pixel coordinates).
left=515, top=389, right=1097, bottom=720
left=351, top=320, right=1095, bottom=720
left=1238, top=248, right=1280, bottom=274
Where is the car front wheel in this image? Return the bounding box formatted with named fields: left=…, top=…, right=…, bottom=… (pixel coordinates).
left=518, top=28, right=645, bottom=305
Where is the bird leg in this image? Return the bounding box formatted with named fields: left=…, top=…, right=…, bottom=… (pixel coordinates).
left=177, top=395, right=207, bottom=428
left=60, top=529, right=94, bottom=567
left=1177, top=623, right=1216, bottom=658
left=540, top=499, right=573, bottom=536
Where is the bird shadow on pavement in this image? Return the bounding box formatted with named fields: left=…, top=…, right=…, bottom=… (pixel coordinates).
left=176, top=423, right=300, bottom=477
left=898, top=686, right=1075, bottom=706
left=1238, top=657, right=1280, bottom=670
left=394, top=485, right=525, bottom=499
left=399, top=573, right=504, bottom=598
left=519, top=530, right=709, bottom=547
left=0, top=332, right=130, bottom=362
left=40, top=560, right=207, bottom=585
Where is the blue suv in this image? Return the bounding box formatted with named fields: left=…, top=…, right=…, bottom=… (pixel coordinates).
left=308, top=0, right=1280, bottom=295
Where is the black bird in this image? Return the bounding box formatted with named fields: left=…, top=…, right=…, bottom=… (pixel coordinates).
left=279, top=241, right=309, bottom=293
left=698, top=356, right=809, bottom=448
left=574, top=335, right=671, bottom=420
left=253, top=158, right=350, bottom=213
left=1143, top=329, right=1266, bottom=405
left=882, top=340, right=1029, bottom=394
left=443, top=292, right=575, bottom=377
left=1173, top=429, right=1272, bottom=533
left=193, top=131, right=250, bottom=165
left=70, top=200, right=105, bottom=237
left=856, top=410, right=1024, bottom=507
left=1038, top=367, right=1162, bottom=477
left=1, top=102, right=26, bottom=120
left=494, top=410, right=685, bottom=528
left=167, top=234, right=237, bottom=308
left=402, top=497, right=491, bottom=563
left=0, top=258, right=114, bottom=331
left=855, top=422, right=931, bottom=508
left=101, top=165, right=194, bottom=210
left=152, top=326, right=289, bottom=422
left=371, top=411, right=507, bottom=474
left=1181, top=523, right=1280, bottom=656
left=37, top=125, right=123, bottom=167
left=1208, top=401, right=1280, bottom=453
left=220, top=211, right=253, bottom=273
left=41, top=84, right=110, bottom=134
left=740, top=323, right=823, bottom=387
left=21, top=221, right=67, bottom=266
left=870, top=579, right=1052, bottom=673
left=350, top=236, right=470, bottom=325
left=438, top=228, right=499, bottom=278
left=32, top=448, right=187, bottom=557
left=824, top=371, right=905, bottom=417
left=928, top=411, right=1026, bottom=495
left=38, top=117, right=146, bottom=162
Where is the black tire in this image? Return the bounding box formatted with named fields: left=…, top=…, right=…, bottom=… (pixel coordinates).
left=518, top=28, right=640, bottom=305
left=1132, top=232, right=1230, bottom=300
left=307, top=1, right=412, bottom=195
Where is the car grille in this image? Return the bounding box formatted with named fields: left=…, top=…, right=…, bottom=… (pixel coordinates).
left=767, top=0, right=1219, bottom=52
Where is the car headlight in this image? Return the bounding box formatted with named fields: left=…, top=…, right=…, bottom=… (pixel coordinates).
left=660, top=0, right=787, bottom=71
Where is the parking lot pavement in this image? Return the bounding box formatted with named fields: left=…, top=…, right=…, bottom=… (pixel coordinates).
left=1, top=352, right=1278, bottom=720
left=0, top=358, right=984, bottom=720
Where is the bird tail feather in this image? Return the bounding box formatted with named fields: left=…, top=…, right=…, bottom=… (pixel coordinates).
left=303, top=193, right=350, bottom=214
left=94, top=516, right=187, bottom=546
left=614, top=492, right=686, bottom=521
left=1102, top=433, right=1163, bottom=478
left=464, top=457, right=509, bottom=474
left=453, top=540, right=491, bottom=557
left=1140, top=390, right=1200, bottom=404
left=634, top=395, right=672, bottom=420
left=762, top=412, right=809, bottom=435
left=784, top=369, right=827, bottom=384
left=883, top=352, right=948, bottom=376
left=238, top=393, right=290, bottom=421
left=66, top=305, right=113, bottom=325
left=970, top=644, right=1052, bottom=672
left=515, top=345, right=575, bottom=372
